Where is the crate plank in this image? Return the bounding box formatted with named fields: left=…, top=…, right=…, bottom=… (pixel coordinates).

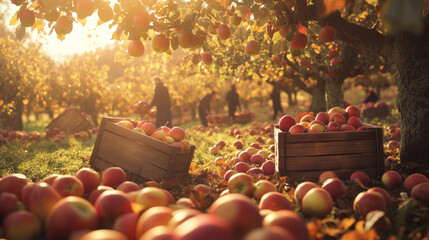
left=284, top=168, right=378, bottom=182
left=284, top=139, right=376, bottom=157
left=46, top=109, right=92, bottom=133
left=285, top=153, right=377, bottom=171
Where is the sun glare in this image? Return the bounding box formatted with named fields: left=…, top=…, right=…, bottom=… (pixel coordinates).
left=2, top=2, right=117, bottom=62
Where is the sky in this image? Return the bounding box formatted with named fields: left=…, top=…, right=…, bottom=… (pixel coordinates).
left=1, top=2, right=117, bottom=62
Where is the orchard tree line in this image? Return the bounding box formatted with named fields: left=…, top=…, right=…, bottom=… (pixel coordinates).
left=3, top=0, right=429, bottom=164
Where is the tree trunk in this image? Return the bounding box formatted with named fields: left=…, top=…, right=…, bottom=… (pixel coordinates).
left=286, top=91, right=294, bottom=107
left=309, top=78, right=326, bottom=113
left=189, top=103, right=197, bottom=121
left=325, top=78, right=344, bottom=109
left=2, top=98, right=24, bottom=130
left=394, top=31, right=429, bottom=164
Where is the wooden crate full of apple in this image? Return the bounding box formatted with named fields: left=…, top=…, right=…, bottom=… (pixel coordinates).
left=274, top=106, right=384, bottom=181
left=89, top=117, right=195, bottom=182
left=46, top=107, right=93, bottom=134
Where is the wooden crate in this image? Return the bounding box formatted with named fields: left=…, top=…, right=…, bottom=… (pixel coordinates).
left=274, top=124, right=384, bottom=181
left=362, top=105, right=390, bottom=118
left=46, top=108, right=93, bottom=134
left=89, top=117, right=195, bottom=182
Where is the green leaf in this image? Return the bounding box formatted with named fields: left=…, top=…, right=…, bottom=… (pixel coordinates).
left=272, top=31, right=282, bottom=44
left=9, top=12, right=18, bottom=26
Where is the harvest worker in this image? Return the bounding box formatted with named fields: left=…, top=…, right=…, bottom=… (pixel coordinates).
left=363, top=88, right=379, bottom=104
left=270, top=87, right=283, bottom=120
left=198, top=91, right=217, bottom=127
left=150, top=77, right=173, bottom=128
left=225, top=84, right=241, bottom=122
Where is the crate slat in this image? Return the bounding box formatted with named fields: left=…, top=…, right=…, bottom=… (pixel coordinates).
left=46, top=109, right=92, bottom=133
left=285, top=153, right=377, bottom=171
left=283, top=168, right=378, bottom=182
left=284, top=139, right=376, bottom=157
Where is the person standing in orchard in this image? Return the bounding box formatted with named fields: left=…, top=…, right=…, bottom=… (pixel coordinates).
left=225, top=85, right=241, bottom=122
left=198, top=91, right=217, bottom=127
left=150, top=77, right=173, bottom=128
left=270, top=87, right=283, bottom=120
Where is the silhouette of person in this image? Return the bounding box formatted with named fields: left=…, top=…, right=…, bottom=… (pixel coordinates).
left=225, top=85, right=241, bottom=122
left=198, top=91, right=216, bottom=127
left=363, top=88, right=379, bottom=104
left=270, top=87, right=283, bottom=120
left=150, top=77, right=173, bottom=128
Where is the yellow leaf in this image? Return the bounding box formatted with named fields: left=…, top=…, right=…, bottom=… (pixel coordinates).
left=9, top=11, right=18, bottom=26
left=56, top=34, right=65, bottom=41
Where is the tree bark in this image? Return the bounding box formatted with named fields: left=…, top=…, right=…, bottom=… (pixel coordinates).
left=394, top=29, right=429, bottom=164
left=309, top=78, right=326, bottom=113
left=325, top=78, right=344, bottom=109
left=189, top=102, right=197, bottom=121
left=2, top=98, right=24, bottom=130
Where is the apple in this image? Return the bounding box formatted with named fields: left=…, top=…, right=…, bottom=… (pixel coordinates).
left=404, top=173, right=429, bottom=193
left=350, top=171, right=371, bottom=185
left=217, top=23, right=231, bottom=40
left=227, top=173, right=254, bottom=196
left=172, top=142, right=185, bottom=152
left=235, top=162, right=250, bottom=173
left=28, top=182, right=62, bottom=221
left=238, top=151, right=252, bottom=162
left=224, top=170, right=237, bottom=181
left=115, top=120, right=134, bottom=129
left=194, top=184, right=211, bottom=197
left=209, top=146, right=220, bottom=155
left=290, top=32, right=307, bottom=50
left=136, top=206, right=174, bottom=238
left=180, top=139, right=192, bottom=151
left=141, top=123, right=156, bottom=136
left=319, top=26, right=336, bottom=42
left=168, top=208, right=201, bottom=229
left=158, top=126, right=171, bottom=136
left=201, top=53, right=213, bottom=65
left=262, top=210, right=309, bottom=240
left=79, top=229, right=128, bottom=240
left=410, top=182, right=429, bottom=205
left=346, top=105, right=360, bottom=118
left=52, top=175, right=84, bottom=198
left=174, top=214, right=232, bottom=240
left=327, top=121, right=341, bottom=132
left=0, top=173, right=29, bottom=199
left=367, top=187, right=392, bottom=208
left=128, top=40, right=144, bottom=57
left=94, top=190, right=133, bottom=228
left=381, top=170, right=402, bottom=190
left=176, top=197, right=196, bottom=208
left=102, top=167, right=127, bottom=188
left=249, top=142, right=262, bottom=150
left=209, top=194, right=262, bottom=238
left=151, top=130, right=168, bottom=142
left=300, top=115, right=316, bottom=123
left=341, top=123, right=356, bottom=131
left=76, top=168, right=101, bottom=194
left=294, top=181, right=318, bottom=202
left=113, top=212, right=138, bottom=240
left=245, top=40, right=261, bottom=55
left=289, top=124, right=306, bottom=134
left=88, top=185, right=113, bottom=205
left=257, top=150, right=269, bottom=159
left=136, top=187, right=171, bottom=209
left=247, top=168, right=264, bottom=177
left=278, top=115, right=296, bottom=131
left=245, top=147, right=259, bottom=155
left=244, top=226, right=297, bottom=240
left=353, top=191, right=386, bottom=218
left=20, top=9, right=35, bottom=27
left=76, top=0, right=94, bottom=19
left=267, top=153, right=275, bottom=160
left=0, top=192, right=18, bottom=218
left=250, top=154, right=265, bottom=165
left=319, top=171, right=338, bottom=184
left=329, top=113, right=346, bottom=125
left=259, top=192, right=293, bottom=211
left=253, top=180, right=277, bottom=200
left=232, top=140, right=244, bottom=149
left=387, top=140, right=400, bottom=150
left=152, top=34, right=170, bottom=53
left=134, top=10, right=150, bottom=30
left=215, top=157, right=225, bottom=166
left=309, top=123, right=326, bottom=133
left=2, top=210, right=42, bottom=240
left=328, top=107, right=346, bottom=116
left=322, top=178, right=346, bottom=200
left=98, top=5, right=113, bottom=22
left=45, top=197, right=97, bottom=240
left=140, top=226, right=178, bottom=240
left=116, top=181, right=140, bottom=193
left=302, top=188, right=333, bottom=218
left=169, top=127, right=186, bottom=141
left=261, top=160, right=275, bottom=175
left=216, top=140, right=226, bottom=148
left=328, top=49, right=337, bottom=58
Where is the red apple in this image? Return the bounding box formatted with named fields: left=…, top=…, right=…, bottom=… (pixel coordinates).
left=328, top=107, right=346, bottom=116
left=341, top=123, right=356, bottom=131
left=235, top=162, right=250, bottom=173
left=244, top=226, right=297, bottom=240
left=238, top=151, right=252, bottom=162
left=102, top=167, right=127, bottom=188
left=367, top=187, right=392, bottom=208
left=136, top=206, right=174, bottom=238
left=253, top=180, right=277, bottom=200
left=233, top=140, right=244, bottom=149
left=117, top=181, right=140, bottom=193
left=176, top=197, right=196, bottom=208
left=216, top=140, right=226, bottom=148
left=0, top=192, right=18, bottom=218
left=257, top=150, right=269, bottom=159
left=194, top=184, right=211, bottom=197
left=322, top=178, right=346, bottom=200
left=350, top=171, right=371, bottom=185
left=381, top=170, right=402, bottom=190
left=262, top=210, right=309, bottom=240
left=259, top=192, right=293, bottom=211
left=294, top=181, right=318, bottom=202
left=2, top=210, right=42, bottom=240
left=140, top=226, right=178, bottom=240
left=168, top=208, right=201, bottom=229
left=353, top=191, right=386, bottom=218
left=347, top=116, right=362, bottom=129
left=180, top=139, right=192, bottom=151
left=387, top=140, right=400, bottom=150
left=79, top=229, right=128, bottom=240
left=141, top=123, right=156, bottom=136
left=19, top=9, right=35, bottom=27
left=319, top=171, right=338, bottom=184
left=247, top=168, right=264, bottom=177
left=224, top=170, right=238, bottom=181
left=209, top=146, right=220, bottom=155
left=227, top=173, right=254, bottom=196
left=42, top=174, right=60, bottom=185
left=158, top=126, right=171, bottom=136
left=88, top=185, right=113, bottom=205
left=329, top=113, right=346, bottom=125
left=169, top=127, right=186, bottom=141
left=174, top=214, right=232, bottom=240
left=261, top=160, right=275, bottom=175
left=278, top=115, right=296, bottom=132
left=113, top=212, right=138, bottom=240
left=52, top=175, right=84, bottom=198
left=289, top=124, right=306, bottom=134
left=319, top=26, right=336, bottom=42
left=45, top=196, right=97, bottom=240
left=302, top=188, right=333, bottom=218
left=28, top=182, right=62, bottom=221
left=404, top=173, right=429, bottom=193
left=0, top=173, right=29, bottom=199
left=300, top=115, right=316, bottom=123
left=346, top=105, right=360, bottom=118
left=315, top=112, right=330, bottom=125
left=410, top=182, right=429, bottom=205
left=217, top=23, right=231, bottom=40
left=309, top=123, right=326, bottom=133
left=327, top=121, right=341, bottom=132
left=209, top=194, right=262, bottom=238
left=136, top=187, right=171, bottom=209
left=94, top=190, right=133, bottom=227
left=76, top=168, right=101, bottom=194
left=250, top=154, right=265, bottom=165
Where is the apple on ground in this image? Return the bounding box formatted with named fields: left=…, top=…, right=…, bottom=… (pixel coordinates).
left=168, top=208, right=201, bottom=229
left=247, top=168, right=264, bottom=177
left=116, top=181, right=140, bottom=193
left=250, top=154, right=265, bottom=165
left=140, top=226, right=177, bottom=240
left=367, top=187, right=393, bottom=208
left=174, top=214, right=232, bottom=240
left=238, top=151, right=251, bottom=162
left=135, top=187, right=171, bottom=209
left=28, top=182, right=62, bottom=221
left=0, top=173, right=29, bottom=199
left=381, top=170, right=402, bottom=190
left=0, top=192, right=18, bottom=218
left=94, top=190, right=133, bottom=228
left=253, top=180, right=277, bottom=200
left=113, top=212, right=138, bottom=240
left=261, top=160, right=275, bottom=175
left=88, top=186, right=113, bottom=205
left=209, top=146, right=220, bottom=155
left=294, top=181, right=318, bottom=202
left=2, top=210, right=42, bottom=240
left=350, top=171, right=371, bottom=185
left=302, top=188, right=333, bottom=218
left=227, top=173, right=254, bottom=196
left=102, top=167, right=127, bottom=188
left=42, top=174, right=60, bottom=185
left=410, top=182, right=429, bottom=205
left=244, top=226, right=297, bottom=240
left=76, top=168, right=101, bottom=194
left=319, top=171, right=338, bottom=184
left=259, top=192, right=293, bottom=211
left=52, top=175, right=85, bottom=198
left=353, top=191, right=386, bottom=218
left=176, top=198, right=196, bottom=208
left=322, top=178, right=347, bottom=200
left=262, top=210, right=309, bottom=240
left=79, top=229, right=128, bottom=240
left=403, top=173, right=429, bottom=193
left=135, top=206, right=173, bottom=238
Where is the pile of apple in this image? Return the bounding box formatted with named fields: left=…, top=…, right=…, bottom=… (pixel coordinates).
left=0, top=129, right=42, bottom=146
left=133, top=100, right=151, bottom=115
left=207, top=114, right=231, bottom=125
left=278, top=105, right=366, bottom=133
left=115, top=120, right=192, bottom=152
left=385, top=122, right=401, bottom=140
left=360, top=101, right=390, bottom=118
